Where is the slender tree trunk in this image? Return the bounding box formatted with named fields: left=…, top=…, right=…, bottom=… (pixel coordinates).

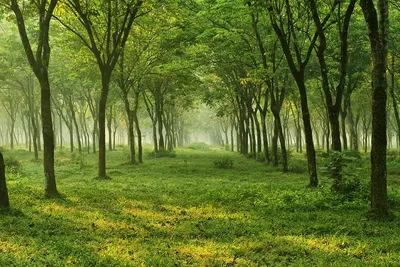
left=341, top=109, right=348, bottom=150
left=38, top=73, right=58, bottom=197
left=389, top=56, right=400, bottom=142
left=152, top=119, right=158, bottom=152
left=157, top=101, right=165, bottom=151
left=69, top=121, right=74, bottom=153
left=98, top=72, right=111, bottom=179
left=36, top=110, right=42, bottom=151
left=272, top=119, right=279, bottom=166
left=133, top=92, right=142, bottom=163
left=297, top=79, right=318, bottom=187
left=107, top=105, right=113, bottom=151
left=249, top=113, right=256, bottom=158
left=72, top=114, right=81, bottom=153
left=59, top=113, right=63, bottom=150
left=230, top=116, right=235, bottom=152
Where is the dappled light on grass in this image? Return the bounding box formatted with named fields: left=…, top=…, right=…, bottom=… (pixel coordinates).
left=178, top=241, right=233, bottom=265
left=1, top=148, right=400, bottom=265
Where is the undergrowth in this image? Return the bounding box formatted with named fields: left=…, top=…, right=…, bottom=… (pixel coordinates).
left=0, top=147, right=399, bottom=266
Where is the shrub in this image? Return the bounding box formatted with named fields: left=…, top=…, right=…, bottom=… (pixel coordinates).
left=186, top=142, right=210, bottom=150
left=343, top=150, right=362, bottom=159
left=288, top=160, right=308, bottom=174
left=322, top=151, right=369, bottom=200
left=256, top=152, right=265, bottom=162
left=213, top=156, right=233, bottom=169
left=268, top=148, right=294, bottom=163
left=316, top=150, right=330, bottom=159
left=4, top=156, right=22, bottom=174
left=224, top=143, right=231, bottom=151
left=387, top=150, right=400, bottom=162
left=148, top=150, right=177, bottom=158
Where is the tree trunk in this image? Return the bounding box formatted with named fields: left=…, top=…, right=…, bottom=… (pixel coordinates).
left=230, top=116, right=235, bottom=152
left=107, top=105, right=113, bottom=151
left=297, top=79, right=318, bottom=187
left=249, top=113, right=256, bottom=158
left=389, top=56, right=400, bottom=143
left=361, top=0, right=389, bottom=217
left=39, top=73, right=58, bottom=198
left=341, top=109, right=348, bottom=151
left=68, top=121, right=74, bottom=153
left=272, top=120, right=279, bottom=166
left=72, top=113, right=81, bottom=153
left=273, top=112, right=288, bottom=172
left=98, top=72, right=111, bottom=179
left=152, top=119, right=158, bottom=152
left=36, top=110, right=42, bottom=151
left=133, top=92, right=142, bottom=163
left=0, top=152, right=9, bottom=208
left=157, top=100, right=165, bottom=151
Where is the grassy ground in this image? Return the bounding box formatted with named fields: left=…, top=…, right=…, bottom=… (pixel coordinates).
left=1, top=146, right=400, bottom=266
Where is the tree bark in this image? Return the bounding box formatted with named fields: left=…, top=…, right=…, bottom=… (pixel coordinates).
left=133, top=91, right=143, bottom=163
left=98, top=72, right=111, bottom=179
left=0, top=152, right=10, bottom=208
left=360, top=0, right=389, bottom=217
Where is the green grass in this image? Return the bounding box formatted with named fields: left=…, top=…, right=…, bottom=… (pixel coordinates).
left=1, top=147, right=400, bottom=266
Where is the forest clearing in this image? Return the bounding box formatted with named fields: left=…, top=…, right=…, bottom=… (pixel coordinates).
left=1, top=146, right=400, bottom=266
left=0, top=0, right=399, bottom=265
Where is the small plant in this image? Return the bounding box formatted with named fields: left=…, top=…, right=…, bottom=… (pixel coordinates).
left=148, top=150, right=177, bottom=158
left=322, top=151, right=369, bottom=200
left=256, top=152, right=265, bottom=162
left=4, top=156, right=22, bottom=174
left=268, top=148, right=294, bottom=163
left=224, top=143, right=231, bottom=151
left=387, top=150, right=400, bottom=162
left=213, top=156, right=233, bottom=169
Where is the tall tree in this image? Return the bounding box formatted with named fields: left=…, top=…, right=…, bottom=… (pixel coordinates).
left=309, top=0, right=357, bottom=191
left=58, top=0, right=144, bottom=179
left=266, top=0, right=321, bottom=186
left=9, top=0, right=59, bottom=197
left=360, top=0, right=389, bottom=217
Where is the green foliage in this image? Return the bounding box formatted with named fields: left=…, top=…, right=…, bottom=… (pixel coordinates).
left=148, top=150, right=177, bottom=158
left=256, top=152, right=265, bottom=162
left=0, top=148, right=400, bottom=266
left=55, top=152, right=88, bottom=169
left=288, top=159, right=308, bottom=174
left=4, top=156, right=22, bottom=174
left=186, top=142, right=210, bottom=150
left=321, top=151, right=369, bottom=200
left=224, top=143, right=230, bottom=151
left=213, top=156, right=233, bottom=169
left=269, top=148, right=294, bottom=163
left=387, top=149, right=400, bottom=162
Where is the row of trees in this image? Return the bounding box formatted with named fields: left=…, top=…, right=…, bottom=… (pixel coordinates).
left=187, top=0, right=391, bottom=217
left=0, top=0, right=394, bottom=217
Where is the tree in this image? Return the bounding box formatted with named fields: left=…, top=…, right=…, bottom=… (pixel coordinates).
left=267, top=0, right=321, bottom=186
left=360, top=0, right=389, bottom=217
left=309, top=0, right=357, bottom=191
left=9, top=0, right=59, bottom=197
left=58, top=0, right=144, bottom=179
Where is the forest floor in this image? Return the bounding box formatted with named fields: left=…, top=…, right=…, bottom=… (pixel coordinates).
left=1, top=145, right=400, bottom=266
